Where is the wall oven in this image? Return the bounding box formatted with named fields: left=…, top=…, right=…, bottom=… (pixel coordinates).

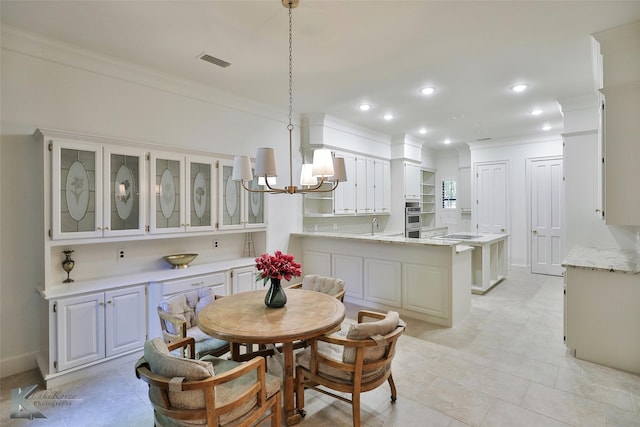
left=405, top=206, right=422, bottom=238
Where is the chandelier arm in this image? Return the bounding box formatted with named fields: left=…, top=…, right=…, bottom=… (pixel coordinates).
left=241, top=180, right=281, bottom=194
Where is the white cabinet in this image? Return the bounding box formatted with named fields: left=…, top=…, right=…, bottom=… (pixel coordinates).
left=404, top=162, right=421, bottom=200
left=593, top=21, right=640, bottom=226
left=565, top=265, right=640, bottom=374
left=601, top=88, right=640, bottom=225
left=332, top=254, right=363, bottom=299
left=218, top=160, right=266, bottom=230
left=149, top=152, right=217, bottom=234
left=374, top=160, right=391, bottom=214
left=47, top=136, right=146, bottom=240
left=230, top=265, right=257, bottom=293
left=355, top=156, right=372, bottom=214
left=304, top=155, right=390, bottom=217
left=55, top=285, right=146, bottom=372
left=458, top=167, right=471, bottom=212
left=333, top=153, right=357, bottom=215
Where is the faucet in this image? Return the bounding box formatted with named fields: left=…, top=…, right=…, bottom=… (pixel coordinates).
left=371, top=217, right=379, bottom=235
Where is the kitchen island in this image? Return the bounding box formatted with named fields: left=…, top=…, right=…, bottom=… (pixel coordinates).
left=288, top=232, right=474, bottom=327
left=435, top=233, right=509, bottom=294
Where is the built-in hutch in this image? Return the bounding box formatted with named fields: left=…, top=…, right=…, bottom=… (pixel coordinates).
left=34, top=129, right=266, bottom=388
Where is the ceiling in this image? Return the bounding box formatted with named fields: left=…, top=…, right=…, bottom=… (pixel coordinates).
left=2, top=1, right=640, bottom=150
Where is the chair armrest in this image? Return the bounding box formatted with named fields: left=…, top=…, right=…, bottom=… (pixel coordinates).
left=166, top=337, right=197, bottom=359
left=334, top=289, right=345, bottom=302
left=287, top=282, right=302, bottom=289
left=357, top=309, right=385, bottom=323
left=157, top=307, right=188, bottom=339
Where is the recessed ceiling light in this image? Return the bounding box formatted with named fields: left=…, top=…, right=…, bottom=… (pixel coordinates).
left=542, top=124, right=552, bottom=131
left=420, top=87, right=435, bottom=95
left=419, top=128, right=427, bottom=134
left=359, top=103, right=371, bottom=111
left=511, top=84, right=528, bottom=92
left=384, top=114, right=394, bottom=121
left=443, top=139, right=452, bottom=145
left=530, top=109, right=543, bottom=115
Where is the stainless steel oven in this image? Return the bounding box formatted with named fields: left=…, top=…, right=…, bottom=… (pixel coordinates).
left=405, top=206, right=422, bottom=238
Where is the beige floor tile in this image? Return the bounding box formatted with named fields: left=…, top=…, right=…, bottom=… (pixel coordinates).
left=522, top=382, right=606, bottom=427
left=2, top=271, right=640, bottom=426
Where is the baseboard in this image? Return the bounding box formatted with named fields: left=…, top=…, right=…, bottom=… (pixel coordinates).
left=0, top=350, right=38, bottom=378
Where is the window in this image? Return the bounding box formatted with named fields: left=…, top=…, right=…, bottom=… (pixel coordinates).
left=442, top=180, right=457, bottom=209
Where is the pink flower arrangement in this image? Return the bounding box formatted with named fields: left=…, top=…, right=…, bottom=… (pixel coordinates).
left=255, top=250, right=302, bottom=285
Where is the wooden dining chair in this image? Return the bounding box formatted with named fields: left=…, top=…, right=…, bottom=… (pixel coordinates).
left=157, top=289, right=230, bottom=359
left=295, top=310, right=405, bottom=427
left=288, top=275, right=345, bottom=302
left=135, top=337, right=282, bottom=427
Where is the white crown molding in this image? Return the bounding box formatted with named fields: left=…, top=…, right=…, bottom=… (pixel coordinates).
left=468, top=133, right=562, bottom=151
left=1, top=25, right=290, bottom=126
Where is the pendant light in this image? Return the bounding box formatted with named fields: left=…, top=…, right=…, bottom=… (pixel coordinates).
left=232, top=0, right=347, bottom=194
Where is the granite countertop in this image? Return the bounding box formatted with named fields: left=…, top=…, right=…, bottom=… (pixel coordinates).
left=291, top=232, right=461, bottom=247
left=562, top=246, right=640, bottom=274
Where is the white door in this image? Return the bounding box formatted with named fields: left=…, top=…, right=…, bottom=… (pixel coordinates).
left=530, top=157, right=564, bottom=276
left=476, top=162, right=507, bottom=234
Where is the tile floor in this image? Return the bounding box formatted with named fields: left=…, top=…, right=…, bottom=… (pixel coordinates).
left=1, top=270, right=639, bottom=426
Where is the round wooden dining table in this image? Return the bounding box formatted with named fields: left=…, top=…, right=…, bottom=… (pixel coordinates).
left=197, top=288, right=346, bottom=425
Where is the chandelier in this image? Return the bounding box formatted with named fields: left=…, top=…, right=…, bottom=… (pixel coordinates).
left=232, top=0, right=347, bottom=194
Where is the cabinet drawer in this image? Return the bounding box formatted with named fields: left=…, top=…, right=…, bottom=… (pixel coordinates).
left=162, top=272, right=225, bottom=296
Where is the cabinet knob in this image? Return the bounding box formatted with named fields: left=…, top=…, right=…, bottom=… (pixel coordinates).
left=532, top=230, right=537, bottom=234
left=99, top=302, right=105, bottom=306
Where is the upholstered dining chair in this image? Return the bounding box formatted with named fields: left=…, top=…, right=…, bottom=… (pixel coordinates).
left=157, top=288, right=229, bottom=359
left=288, top=274, right=346, bottom=302
left=135, top=337, right=282, bottom=427
left=295, top=310, right=405, bottom=427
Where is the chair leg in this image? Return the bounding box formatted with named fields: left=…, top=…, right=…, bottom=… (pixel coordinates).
left=388, top=374, right=397, bottom=403
left=271, top=390, right=282, bottom=427
left=352, top=392, right=361, bottom=427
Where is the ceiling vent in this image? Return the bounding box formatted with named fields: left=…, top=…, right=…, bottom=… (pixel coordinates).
left=198, top=53, right=231, bottom=68
left=476, top=137, right=492, bottom=141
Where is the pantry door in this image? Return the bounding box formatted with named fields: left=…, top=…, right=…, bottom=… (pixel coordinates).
left=475, top=162, right=508, bottom=234
left=530, top=156, right=563, bottom=276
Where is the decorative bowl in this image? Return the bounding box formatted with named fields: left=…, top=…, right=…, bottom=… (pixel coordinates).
left=163, top=253, right=198, bottom=269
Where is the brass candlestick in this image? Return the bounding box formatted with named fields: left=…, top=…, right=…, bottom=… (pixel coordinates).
left=62, top=250, right=75, bottom=283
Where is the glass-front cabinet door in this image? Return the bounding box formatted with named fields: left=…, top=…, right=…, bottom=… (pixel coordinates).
left=218, top=160, right=267, bottom=230
left=149, top=152, right=184, bottom=234
left=186, top=156, right=216, bottom=232
left=104, top=146, right=146, bottom=237
left=219, top=160, right=243, bottom=230
left=51, top=139, right=103, bottom=240
left=245, top=173, right=266, bottom=228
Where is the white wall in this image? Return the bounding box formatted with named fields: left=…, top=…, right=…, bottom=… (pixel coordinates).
left=0, top=29, right=301, bottom=376
left=469, top=136, right=564, bottom=269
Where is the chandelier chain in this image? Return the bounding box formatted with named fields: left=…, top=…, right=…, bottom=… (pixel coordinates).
left=288, top=4, right=293, bottom=131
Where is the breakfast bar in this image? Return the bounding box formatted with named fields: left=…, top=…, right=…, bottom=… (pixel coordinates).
left=289, top=232, right=475, bottom=327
